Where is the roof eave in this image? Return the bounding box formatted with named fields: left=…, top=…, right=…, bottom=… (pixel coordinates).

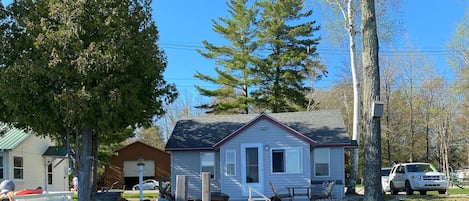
left=213, top=113, right=318, bottom=149
left=165, top=147, right=215, bottom=152
left=314, top=142, right=358, bottom=148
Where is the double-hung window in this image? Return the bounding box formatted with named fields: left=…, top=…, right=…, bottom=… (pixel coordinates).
left=271, top=148, right=301, bottom=173
left=314, top=148, right=330, bottom=177
left=201, top=152, right=215, bottom=179
left=13, top=156, right=24, bottom=179
left=225, top=150, right=236, bottom=176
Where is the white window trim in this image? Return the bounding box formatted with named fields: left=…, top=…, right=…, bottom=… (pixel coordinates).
left=271, top=147, right=302, bottom=174
left=240, top=143, right=264, bottom=196
left=314, top=148, right=330, bottom=177
left=200, top=152, right=215, bottom=179
left=225, top=150, right=236, bottom=176
left=13, top=156, right=24, bottom=180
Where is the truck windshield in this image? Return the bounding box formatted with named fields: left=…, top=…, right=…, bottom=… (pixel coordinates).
left=406, top=164, right=437, bottom=172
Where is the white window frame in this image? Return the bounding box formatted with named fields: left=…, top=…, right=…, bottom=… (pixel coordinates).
left=225, top=150, right=236, bottom=176
left=13, top=156, right=24, bottom=180
left=314, top=148, right=330, bottom=177
left=271, top=147, right=302, bottom=174
left=200, top=152, right=215, bottom=179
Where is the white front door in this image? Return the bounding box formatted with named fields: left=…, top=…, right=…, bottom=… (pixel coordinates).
left=241, top=143, right=263, bottom=196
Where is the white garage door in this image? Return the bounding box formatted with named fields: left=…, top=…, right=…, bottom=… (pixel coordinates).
left=123, top=160, right=155, bottom=177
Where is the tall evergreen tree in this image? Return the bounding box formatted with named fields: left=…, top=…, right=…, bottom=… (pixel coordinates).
left=0, top=0, right=177, bottom=200
left=253, top=0, right=324, bottom=113
left=195, top=0, right=258, bottom=114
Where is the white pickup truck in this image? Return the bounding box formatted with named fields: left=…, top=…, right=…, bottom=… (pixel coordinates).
left=389, top=162, right=448, bottom=195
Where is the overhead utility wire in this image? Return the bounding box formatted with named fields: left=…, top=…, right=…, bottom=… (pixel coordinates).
left=158, top=42, right=456, bottom=56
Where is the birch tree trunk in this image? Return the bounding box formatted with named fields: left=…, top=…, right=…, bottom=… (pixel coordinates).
left=322, top=0, right=361, bottom=193
left=361, top=0, right=382, bottom=200
left=347, top=0, right=361, bottom=194
left=438, top=108, right=452, bottom=190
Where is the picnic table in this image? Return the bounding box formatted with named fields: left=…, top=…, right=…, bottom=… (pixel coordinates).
left=284, top=180, right=336, bottom=201
left=285, top=186, right=314, bottom=200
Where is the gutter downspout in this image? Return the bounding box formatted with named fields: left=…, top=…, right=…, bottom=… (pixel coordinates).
left=5, top=150, right=11, bottom=179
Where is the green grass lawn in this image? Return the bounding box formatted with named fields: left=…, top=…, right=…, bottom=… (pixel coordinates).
left=120, top=188, right=469, bottom=201
left=122, top=191, right=158, bottom=200
left=382, top=187, right=469, bottom=201
left=71, top=187, right=468, bottom=201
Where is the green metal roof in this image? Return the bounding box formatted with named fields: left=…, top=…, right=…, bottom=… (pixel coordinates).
left=0, top=124, right=31, bottom=151
left=43, top=146, right=67, bottom=156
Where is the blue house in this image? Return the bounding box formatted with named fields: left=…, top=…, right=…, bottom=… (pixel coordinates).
left=165, top=110, right=356, bottom=200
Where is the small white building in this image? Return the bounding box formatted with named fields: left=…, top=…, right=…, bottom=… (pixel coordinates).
left=0, top=124, right=69, bottom=192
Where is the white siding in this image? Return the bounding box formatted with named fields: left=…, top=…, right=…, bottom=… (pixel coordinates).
left=45, top=156, right=70, bottom=191
left=10, top=135, right=69, bottom=191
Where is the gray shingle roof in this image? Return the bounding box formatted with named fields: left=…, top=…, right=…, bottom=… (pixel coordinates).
left=165, top=110, right=353, bottom=151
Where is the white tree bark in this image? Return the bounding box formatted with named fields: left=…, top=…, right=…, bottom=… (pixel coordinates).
left=347, top=0, right=361, bottom=194
left=324, top=0, right=361, bottom=194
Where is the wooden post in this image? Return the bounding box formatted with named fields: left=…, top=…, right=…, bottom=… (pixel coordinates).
left=202, top=172, right=211, bottom=201
left=175, top=175, right=187, bottom=201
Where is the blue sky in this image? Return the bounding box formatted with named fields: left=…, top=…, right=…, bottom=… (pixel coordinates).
left=2, top=0, right=468, bottom=103
left=151, top=0, right=468, bottom=104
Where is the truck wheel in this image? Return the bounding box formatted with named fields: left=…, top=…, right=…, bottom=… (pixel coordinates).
left=390, top=182, right=398, bottom=195
left=419, top=191, right=426, bottom=195
left=438, top=190, right=446, bottom=194
left=405, top=181, right=413, bottom=195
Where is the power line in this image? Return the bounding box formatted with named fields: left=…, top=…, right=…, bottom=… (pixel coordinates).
left=167, top=76, right=464, bottom=83
left=158, top=41, right=459, bottom=56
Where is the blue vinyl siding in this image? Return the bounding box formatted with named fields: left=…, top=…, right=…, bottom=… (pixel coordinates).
left=219, top=119, right=311, bottom=200
left=170, top=118, right=347, bottom=200
left=170, top=151, right=220, bottom=200
left=311, top=147, right=345, bottom=198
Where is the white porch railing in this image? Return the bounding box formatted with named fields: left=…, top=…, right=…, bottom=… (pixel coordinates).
left=248, top=186, right=271, bottom=201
